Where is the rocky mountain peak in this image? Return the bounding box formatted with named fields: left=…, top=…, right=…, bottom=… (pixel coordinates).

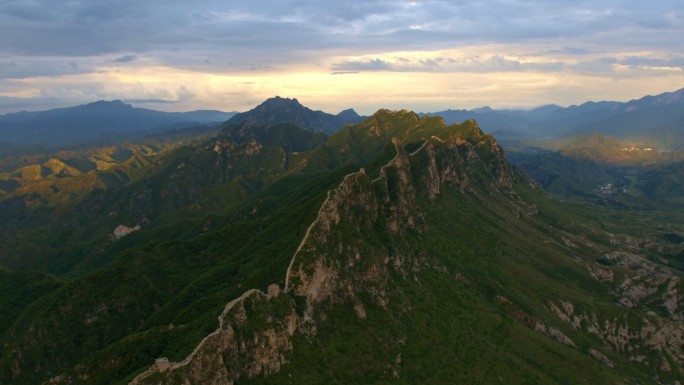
left=625, top=87, right=684, bottom=109
left=257, top=96, right=303, bottom=109
left=336, top=108, right=361, bottom=121
left=227, top=97, right=361, bottom=134
left=88, top=99, right=128, bottom=106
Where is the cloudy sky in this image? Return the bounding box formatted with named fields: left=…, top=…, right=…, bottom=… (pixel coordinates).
left=1, top=0, right=683, bottom=114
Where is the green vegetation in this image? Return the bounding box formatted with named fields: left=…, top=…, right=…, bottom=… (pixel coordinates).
left=0, top=164, right=354, bottom=384
left=240, top=136, right=668, bottom=385
left=0, top=269, right=62, bottom=338
left=0, top=125, right=221, bottom=207
left=0, top=110, right=681, bottom=384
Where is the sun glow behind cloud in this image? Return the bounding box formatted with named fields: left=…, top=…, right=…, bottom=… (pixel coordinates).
left=3, top=46, right=683, bottom=115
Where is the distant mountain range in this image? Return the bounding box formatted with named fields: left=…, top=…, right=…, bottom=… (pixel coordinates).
left=423, top=87, right=684, bottom=148
left=0, top=100, right=237, bottom=147
left=0, top=97, right=366, bottom=150
left=2, top=87, right=682, bottom=150
left=227, top=96, right=366, bottom=134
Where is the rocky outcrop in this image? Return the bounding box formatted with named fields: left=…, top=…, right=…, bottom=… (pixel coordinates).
left=585, top=247, right=683, bottom=322
left=588, top=349, right=615, bottom=368
left=547, top=299, right=684, bottom=376
left=112, top=224, right=140, bottom=240
left=587, top=264, right=615, bottom=283
left=534, top=322, right=576, bottom=347
left=285, top=131, right=518, bottom=324
left=129, top=288, right=297, bottom=385
left=226, top=96, right=363, bottom=134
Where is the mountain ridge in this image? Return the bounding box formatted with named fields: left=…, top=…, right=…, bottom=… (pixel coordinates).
left=125, top=111, right=683, bottom=385
left=0, top=100, right=236, bottom=147
left=423, top=87, right=684, bottom=147
left=128, top=114, right=530, bottom=385
left=227, top=96, right=365, bottom=134
left=2, top=86, right=682, bottom=149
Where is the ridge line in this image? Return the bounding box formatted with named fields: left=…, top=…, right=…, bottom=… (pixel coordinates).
left=129, top=289, right=265, bottom=384
left=284, top=170, right=361, bottom=291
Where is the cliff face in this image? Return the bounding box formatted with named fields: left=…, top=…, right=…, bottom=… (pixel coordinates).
left=130, top=288, right=297, bottom=385
left=285, top=129, right=518, bottom=320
